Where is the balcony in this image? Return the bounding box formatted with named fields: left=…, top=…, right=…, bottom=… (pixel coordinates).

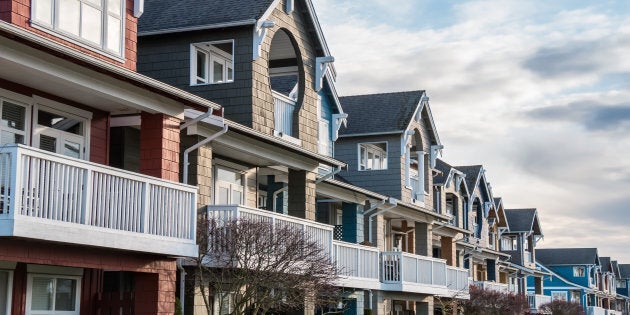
left=272, top=91, right=299, bottom=145
left=447, top=266, right=471, bottom=297
left=586, top=306, right=607, bottom=315
left=206, top=204, right=334, bottom=255
left=527, top=294, right=552, bottom=313
left=0, top=144, right=198, bottom=257
left=332, top=240, right=380, bottom=289
left=472, top=281, right=509, bottom=293
left=381, top=251, right=450, bottom=295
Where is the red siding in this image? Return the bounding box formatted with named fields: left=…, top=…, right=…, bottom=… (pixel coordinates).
left=3, top=0, right=137, bottom=70
left=2, top=239, right=177, bottom=315
left=140, top=112, right=180, bottom=182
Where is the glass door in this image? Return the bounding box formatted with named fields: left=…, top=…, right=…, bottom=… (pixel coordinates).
left=34, top=108, right=86, bottom=159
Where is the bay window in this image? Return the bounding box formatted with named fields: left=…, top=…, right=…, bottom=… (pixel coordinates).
left=359, top=143, right=387, bottom=170
left=191, top=41, right=234, bottom=85
left=31, top=0, right=125, bottom=56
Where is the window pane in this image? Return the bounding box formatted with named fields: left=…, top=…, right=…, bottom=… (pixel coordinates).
left=81, top=3, right=103, bottom=44
left=54, top=278, right=76, bottom=311
left=0, top=271, right=8, bottom=315
left=33, top=0, right=53, bottom=25
left=231, top=190, right=242, bottom=205
left=216, top=168, right=241, bottom=184
left=196, top=50, right=207, bottom=82
left=1, top=131, right=24, bottom=145
left=106, top=15, right=121, bottom=53
left=107, top=0, right=121, bottom=14
left=40, top=135, right=57, bottom=153
left=2, top=102, right=26, bottom=131
left=58, top=0, right=81, bottom=36
left=218, top=187, right=229, bottom=204
left=38, top=110, right=83, bottom=136
left=213, top=61, right=224, bottom=83
left=31, top=277, right=54, bottom=311
left=64, top=140, right=81, bottom=159
left=227, top=66, right=233, bottom=81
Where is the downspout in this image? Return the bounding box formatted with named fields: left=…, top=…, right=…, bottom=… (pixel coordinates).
left=177, top=260, right=186, bottom=311
left=182, top=123, right=228, bottom=184
left=315, top=166, right=342, bottom=184
left=368, top=198, right=398, bottom=244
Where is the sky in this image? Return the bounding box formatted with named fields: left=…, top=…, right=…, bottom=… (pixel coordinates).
left=312, top=0, right=630, bottom=262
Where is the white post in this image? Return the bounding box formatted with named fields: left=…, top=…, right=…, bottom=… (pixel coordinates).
left=141, top=182, right=150, bottom=233
left=11, top=147, right=22, bottom=218
left=83, top=169, right=93, bottom=225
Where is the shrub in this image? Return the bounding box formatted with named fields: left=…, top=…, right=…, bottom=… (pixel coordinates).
left=539, top=300, right=584, bottom=315
left=460, top=286, right=529, bottom=315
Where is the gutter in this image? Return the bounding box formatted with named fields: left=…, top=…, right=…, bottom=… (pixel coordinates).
left=367, top=198, right=398, bottom=244
left=0, top=21, right=222, bottom=111
left=138, top=19, right=257, bottom=36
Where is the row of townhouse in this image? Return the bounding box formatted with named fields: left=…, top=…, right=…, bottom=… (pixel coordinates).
left=528, top=249, right=630, bottom=315
left=0, top=0, right=626, bottom=315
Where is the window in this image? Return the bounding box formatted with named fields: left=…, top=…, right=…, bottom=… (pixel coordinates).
left=214, top=166, right=244, bottom=205
left=551, top=291, right=567, bottom=302
left=0, top=99, right=29, bottom=145
left=0, top=270, right=12, bottom=315
left=317, top=96, right=331, bottom=156
left=574, top=266, right=585, bottom=277
left=26, top=274, right=81, bottom=315
left=191, top=41, right=234, bottom=85
left=31, top=0, right=124, bottom=56
left=618, top=281, right=627, bottom=289
left=359, top=143, right=387, bottom=170
left=570, top=291, right=581, bottom=302
left=214, top=293, right=232, bottom=315
left=34, top=106, right=88, bottom=160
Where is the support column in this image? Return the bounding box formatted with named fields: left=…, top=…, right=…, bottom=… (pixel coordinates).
left=140, top=112, right=180, bottom=181
left=535, top=276, right=543, bottom=295
left=342, top=202, right=364, bottom=243
left=287, top=169, right=316, bottom=220
left=440, top=236, right=456, bottom=266
left=415, top=222, right=432, bottom=256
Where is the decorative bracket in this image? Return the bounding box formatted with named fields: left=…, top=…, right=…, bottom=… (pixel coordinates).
left=315, top=56, right=335, bottom=91
left=253, top=20, right=275, bottom=60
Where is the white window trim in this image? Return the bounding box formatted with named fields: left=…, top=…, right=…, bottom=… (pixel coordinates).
left=317, top=96, right=332, bottom=156
left=357, top=142, right=388, bottom=171
left=25, top=271, right=82, bottom=315
left=32, top=98, right=91, bottom=160
left=574, top=266, right=586, bottom=277
left=213, top=164, right=246, bottom=206
left=551, top=291, right=568, bottom=302
left=190, top=40, right=235, bottom=86
left=30, top=0, right=126, bottom=60
left=0, top=268, right=13, bottom=315
left=0, top=96, right=32, bottom=146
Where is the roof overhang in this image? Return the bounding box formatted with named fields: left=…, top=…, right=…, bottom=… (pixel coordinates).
left=0, top=21, right=221, bottom=116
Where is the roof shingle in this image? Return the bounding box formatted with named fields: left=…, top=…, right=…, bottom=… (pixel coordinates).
left=339, top=90, right=425, bottom=136
left=536, top=248, right=599, bottom=266
left=505, top=209, right=536, bottom=232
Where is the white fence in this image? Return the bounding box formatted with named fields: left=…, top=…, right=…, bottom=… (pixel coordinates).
left=333, top=240, right=380, bottom=280
left=0, top=144, right=198, bottom=256
left=527, top=294, right=552, bottom=311
left=447, top=266, right=470, bottom=292
left=207, top=205, right=334, bottom=255
left=381, top=251, right=448, bottom=286
left=586, top=306, right=607, bottom=315
left=273, top=91, right=296, bottom=137
left=472, top=281, right=509, bottom=293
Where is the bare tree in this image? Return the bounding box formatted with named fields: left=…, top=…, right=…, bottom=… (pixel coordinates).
left=460, top=286, right=529, bottom=315
left=192, top=217, right=341, bottom=315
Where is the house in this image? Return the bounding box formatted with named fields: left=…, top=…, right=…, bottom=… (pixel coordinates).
left=617, top=264, right=630, bottom=314
left=500, top=208, right=549, bottom=312
left=534, top=248, right=622, bottom=314
left=0, top=0, right=227, bottom=313
left=449, top=165, right=512, bottom=295
left=333, top=91, right=470, bottom=314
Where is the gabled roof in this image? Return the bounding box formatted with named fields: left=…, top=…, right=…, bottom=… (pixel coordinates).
left=339, top=90, right=430, bottom=136
left=492, top=197, right=509, bottom=229
left=600, top=257, right=612, bottom=273
left=612, top=260, right=621, bottom=278
left=139, top=0, right=276, bottom=34
left=505, top=208, right=542, bottom=235
left=455, top=165, right=483, bottom=195
left=536, top=248, right=599, bottom=266
left=619, top=264, right=630, bottom=279
left=434, top=159, right=452, bottom=185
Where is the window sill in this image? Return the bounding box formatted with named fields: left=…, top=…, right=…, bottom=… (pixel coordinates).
left=357, top=168, right=388, bottom=172
left=30, top=21, right=125, bottom=63
left=190, top=80, right=234, bottom=86
left=273, top=130, right=301, bottom=146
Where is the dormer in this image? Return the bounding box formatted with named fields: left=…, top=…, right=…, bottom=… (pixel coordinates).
left=334, top=90, right=442, bottom=208
left=0, top=0, right=141, bottom=69
left=137, top=0, right=338, bottom=155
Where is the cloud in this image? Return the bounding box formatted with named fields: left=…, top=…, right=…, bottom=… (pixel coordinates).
left=525, top=101, right=630, bottom=131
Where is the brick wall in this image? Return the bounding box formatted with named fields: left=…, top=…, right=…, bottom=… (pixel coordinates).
left=1, top=0, right=138, bottom=70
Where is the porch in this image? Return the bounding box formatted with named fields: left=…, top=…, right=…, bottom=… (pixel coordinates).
left=0, top=144, right=198, bottom=257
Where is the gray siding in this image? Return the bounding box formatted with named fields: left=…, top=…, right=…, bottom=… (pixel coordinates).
left=335, top=134, right=403, bottom=199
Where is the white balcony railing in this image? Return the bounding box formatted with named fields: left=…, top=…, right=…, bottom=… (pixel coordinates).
left=382, top=251, right=447, bottom=286
left=332, top=240, right=380, bottom=289
left=527, top=294, right=552, bottom=311
left=0, top=144, right=198, bottom=256
left=207, top=204, right=333, bottom=255
left=273, top=91, right=296, bottom=138
left=586, top=306, right=607, bottom=315
left=473, top=281, right=509, bottom=293
left=447, top=266, right=470, bottom=293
